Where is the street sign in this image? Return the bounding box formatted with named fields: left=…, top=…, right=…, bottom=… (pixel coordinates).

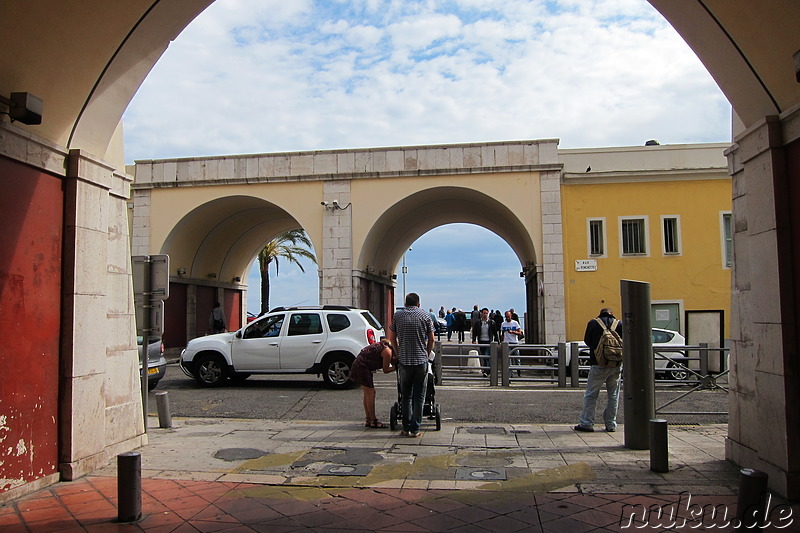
left=575, top=259, right=598, bottom=272
left=135, top=299, right=164, bottom=336
left=132, top=255, right=169, bottom=300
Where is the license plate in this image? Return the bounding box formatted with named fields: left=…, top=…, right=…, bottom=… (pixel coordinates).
left=147, top=367, right=159, bottom=375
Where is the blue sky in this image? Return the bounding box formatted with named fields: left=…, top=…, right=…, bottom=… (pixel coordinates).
left=122, top=0, right=731, bottom=321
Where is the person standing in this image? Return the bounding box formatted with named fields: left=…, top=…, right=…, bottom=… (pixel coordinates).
left=454, top=309, right=467, bottom=343
left=574, top=308, right=623, bottom=433
left=429, top=308, right=441, bottom=340
left=438, top=306, right=446, bottom=319
left=471, top=308, right=498, bottom=377
left=209, top=302, right=226, bottom=334
left=445, top=308, right=456, bottom=341
left=470, top=305, right=481, bottom=333
left=501, top=310, right=523, bottom=376
left=388, top=293, right=435, bottom=438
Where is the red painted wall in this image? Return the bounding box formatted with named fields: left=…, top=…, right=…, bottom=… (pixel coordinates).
left=224, top=289, right=241, bottom=331
left=0, top=156, right=63, bottom=495
left=163, top=282, right=187, bottom=349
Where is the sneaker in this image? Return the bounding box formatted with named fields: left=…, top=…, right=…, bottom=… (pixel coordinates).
left=408, top=431, right=420, bottom=438
left=400, top=430, right=409, bottom=437
left=605, top=427, right=616, bottom=433
left=573, top=425, right=594, bottom=432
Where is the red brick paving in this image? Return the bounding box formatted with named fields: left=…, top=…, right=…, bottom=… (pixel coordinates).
left=2, top=476, right=800, bottom=532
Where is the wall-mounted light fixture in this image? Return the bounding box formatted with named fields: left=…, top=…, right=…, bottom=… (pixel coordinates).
left=0, top=92, right=43, bottom=125
left=208, top=273, right=217, bottom=279
left=232, top=276, right=241, bottom=282
left=176, top=267, right=187, bottom=276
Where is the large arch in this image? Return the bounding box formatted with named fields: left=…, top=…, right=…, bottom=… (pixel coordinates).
left=357, top=186, right=543, bottom=338
left=158, top=195, right=316, bottom=347
left=1, top=0, right=799, bottom=500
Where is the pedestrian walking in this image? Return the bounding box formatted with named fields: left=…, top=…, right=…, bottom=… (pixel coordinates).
left=454, top=309, right=467, bottom=343
left=388, top=293, right=435, bottom=438
left=471, top=308, right=498, bottom=377
left=445, top=308, right=456, bottom=341
left=574, top=308, right=623, bottom=432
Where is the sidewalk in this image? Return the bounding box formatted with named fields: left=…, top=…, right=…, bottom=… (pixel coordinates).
left=3, top=418, right=798, bottom=531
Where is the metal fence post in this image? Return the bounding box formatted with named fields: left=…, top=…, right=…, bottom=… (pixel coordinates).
left=557, top=342, right=566, bottom=388
left=433, top=341, right=443, bottom=385
left=569, top=342, right=579, bottom=387
left=489, top=342, right=498, bottom=386
left=621, top=279, right=655, bottom=450
left=501, top=342, right=510, bottom=387
left=699, top=342, right=709, bottom=376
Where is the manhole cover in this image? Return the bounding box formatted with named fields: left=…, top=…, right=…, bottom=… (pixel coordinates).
left=214, top=448, right=268, bottom=461
left=463, top=427, right=507, bottom=435
left=318, top=464, right=372, bottom=477
left=455, top=467, right=507, bottom=481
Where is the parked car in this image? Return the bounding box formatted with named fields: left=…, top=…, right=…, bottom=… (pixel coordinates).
left=571, top=328, right=689, bottom=380
left=138, top=336, right=167, bottom=390
left=246, top=312, right=258, bottom=323
left=179, top=305, right=384, bottom=388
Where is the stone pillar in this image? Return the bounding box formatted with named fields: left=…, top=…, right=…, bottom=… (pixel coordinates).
left=60, top=149, right=146, bottom=480
left=130, top=188, right=151, bottom=256
left=725, top=110, right=800, bottom=499
left=541, top=163, right=566, bottom=343
left=320, top=180, right=353, bottom=305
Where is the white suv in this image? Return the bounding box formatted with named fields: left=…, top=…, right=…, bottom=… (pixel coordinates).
left=180, top=306, right=384, bottom=389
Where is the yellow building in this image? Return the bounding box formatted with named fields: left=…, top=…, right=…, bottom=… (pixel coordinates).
left=559, top=143, right=731, bottom=346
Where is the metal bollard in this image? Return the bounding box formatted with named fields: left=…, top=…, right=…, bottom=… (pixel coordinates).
left=117, top=452, right=142, bottom=523
left=155, top=391, right=172, bottom=428
left=737, top=468, right=769, bottom=531
left=649, top=419, right=669, bottom=472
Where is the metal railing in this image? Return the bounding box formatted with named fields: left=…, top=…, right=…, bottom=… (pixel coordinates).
left=435, top=340, right=729, bottom=394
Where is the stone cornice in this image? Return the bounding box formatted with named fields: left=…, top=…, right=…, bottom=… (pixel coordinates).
left=563, top=167, right=729, bottom=185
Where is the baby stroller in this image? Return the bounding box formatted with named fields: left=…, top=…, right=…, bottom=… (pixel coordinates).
left=389, top=362, right=442, bottom=431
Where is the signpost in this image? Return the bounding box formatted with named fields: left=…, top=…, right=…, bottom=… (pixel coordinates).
left=132, top=255, right=170, bottom=431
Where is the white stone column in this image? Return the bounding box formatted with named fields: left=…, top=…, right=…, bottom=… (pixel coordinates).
left=725, top=111, right=800, bottom=499
left=541, top=170, right=567, bottom=343
left=60, top=149, right=145, bottom=479
left=320, top=180, right=353, bottom=305
left=131, top=188, right=151, bottom=256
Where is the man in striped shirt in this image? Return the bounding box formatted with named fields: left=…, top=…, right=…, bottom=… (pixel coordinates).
left=388, top=292, right=435, bottom=438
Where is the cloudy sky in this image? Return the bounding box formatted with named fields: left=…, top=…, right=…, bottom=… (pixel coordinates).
left=123, top=0, right=732, bottom=321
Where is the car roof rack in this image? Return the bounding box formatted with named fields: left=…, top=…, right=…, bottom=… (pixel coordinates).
left=267, top=305, right=356, bottom=313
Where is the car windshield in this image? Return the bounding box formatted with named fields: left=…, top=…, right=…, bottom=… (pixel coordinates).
left=651, top=330, right=675, bottom=343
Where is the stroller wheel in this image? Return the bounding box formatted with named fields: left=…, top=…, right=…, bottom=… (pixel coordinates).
left=389, top=403, right=398, bottom=431
left=434, top=404, right=442, bottom=431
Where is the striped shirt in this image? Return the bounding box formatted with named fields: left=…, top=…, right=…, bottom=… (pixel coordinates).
left=389, top=306, right=433, bottom=365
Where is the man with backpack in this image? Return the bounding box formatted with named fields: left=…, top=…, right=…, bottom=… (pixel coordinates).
left=574, top=308, right=623, bottom=433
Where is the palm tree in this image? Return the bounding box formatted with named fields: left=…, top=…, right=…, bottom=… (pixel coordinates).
left=257, top=229, right=317, bottom=313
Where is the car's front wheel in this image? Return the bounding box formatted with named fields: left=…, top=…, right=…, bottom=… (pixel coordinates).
left=321, top=354, right=353, bottom=389
left=194, top=353, right=228, bottom=387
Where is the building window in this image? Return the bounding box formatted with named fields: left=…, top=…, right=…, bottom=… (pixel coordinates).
left=722, top=212, right=733, bottom=268
left=587, top=218, right=605, bottom=257
left=620, top=217, right=648, bottom=255
left=661, top=216, right=681, bottom=255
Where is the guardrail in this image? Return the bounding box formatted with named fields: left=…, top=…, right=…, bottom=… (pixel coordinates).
left=435, top=341, right=729, bottom=390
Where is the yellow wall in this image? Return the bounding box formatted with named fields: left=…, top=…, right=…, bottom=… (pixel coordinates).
left=562, top=176, right=731, bottom=340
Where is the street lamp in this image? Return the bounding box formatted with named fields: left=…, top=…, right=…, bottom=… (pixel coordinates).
left=401, top=246, right=412, bottom=296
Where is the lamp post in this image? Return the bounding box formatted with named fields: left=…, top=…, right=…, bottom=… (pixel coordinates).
left=401, top=247, right=412, bottom=296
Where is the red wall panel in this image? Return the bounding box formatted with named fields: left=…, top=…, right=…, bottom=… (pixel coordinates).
left=0, top=156, right=63, bottom=495
left=163, top=282, right=187, bottom=349
left=224, top=289, right=241, bottom=331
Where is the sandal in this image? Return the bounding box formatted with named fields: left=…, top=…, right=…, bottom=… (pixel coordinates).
left=367, top=419, right=386, bottom=428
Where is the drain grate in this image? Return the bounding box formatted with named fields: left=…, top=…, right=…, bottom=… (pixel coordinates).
left=455, top=467, right=507, bottom=481
left=462, top=427, right=507, bottom=435
left=318, top=464, right=372, bottom=477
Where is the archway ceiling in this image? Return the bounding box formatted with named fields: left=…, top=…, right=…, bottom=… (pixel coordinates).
left=162, top=196, right=305, bottom=282
left=0, top=1, right=796, bottom=157
left=649, top=0, right=800, bottom=126
left=360, top=187, right=535, bottom=275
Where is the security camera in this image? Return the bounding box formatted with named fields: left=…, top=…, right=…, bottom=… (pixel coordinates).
left=331, top=199, right=340, bottom=207
left=321, top=201, right=330, bottom=206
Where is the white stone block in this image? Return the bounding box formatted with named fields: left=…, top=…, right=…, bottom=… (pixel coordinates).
left=481, top=145, right=495, bottom=166
left=258, top=156, right=274, bottom=177
left=494, top=145, right=509, bottom=166
left=337, top=153, right=356, bottom=174
left=274, top=155, right=290, bottom=176
left=217, top=158, right=234, bottom=179
left=404, top=150, right=419, bottom=171
left=355, top=151, right=373, bottom=172
left=385, top=150, right=404, bottom=172
left=290, top=155, right=313, bottom=176
left=523, top=143, right=540, bottom=165
left=418, top=149, right=435, bottom=170
left=234, top=158, right=247, bottom=180
left=508, top=144, right=524, bottom=165
left=246, top=157, right=259, bottom=179
left=463, top=146, right=481, bottom=167
left=314, top=153, right=337, bottom=174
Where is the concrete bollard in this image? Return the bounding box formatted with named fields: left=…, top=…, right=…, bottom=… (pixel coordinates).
left=737, top=468, right=769, bottom=531
left=649, top=419, right=669, bottom=472
left=117, top=452, right=142, bottom=523
left=155, top=391, right=172, bottom=428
